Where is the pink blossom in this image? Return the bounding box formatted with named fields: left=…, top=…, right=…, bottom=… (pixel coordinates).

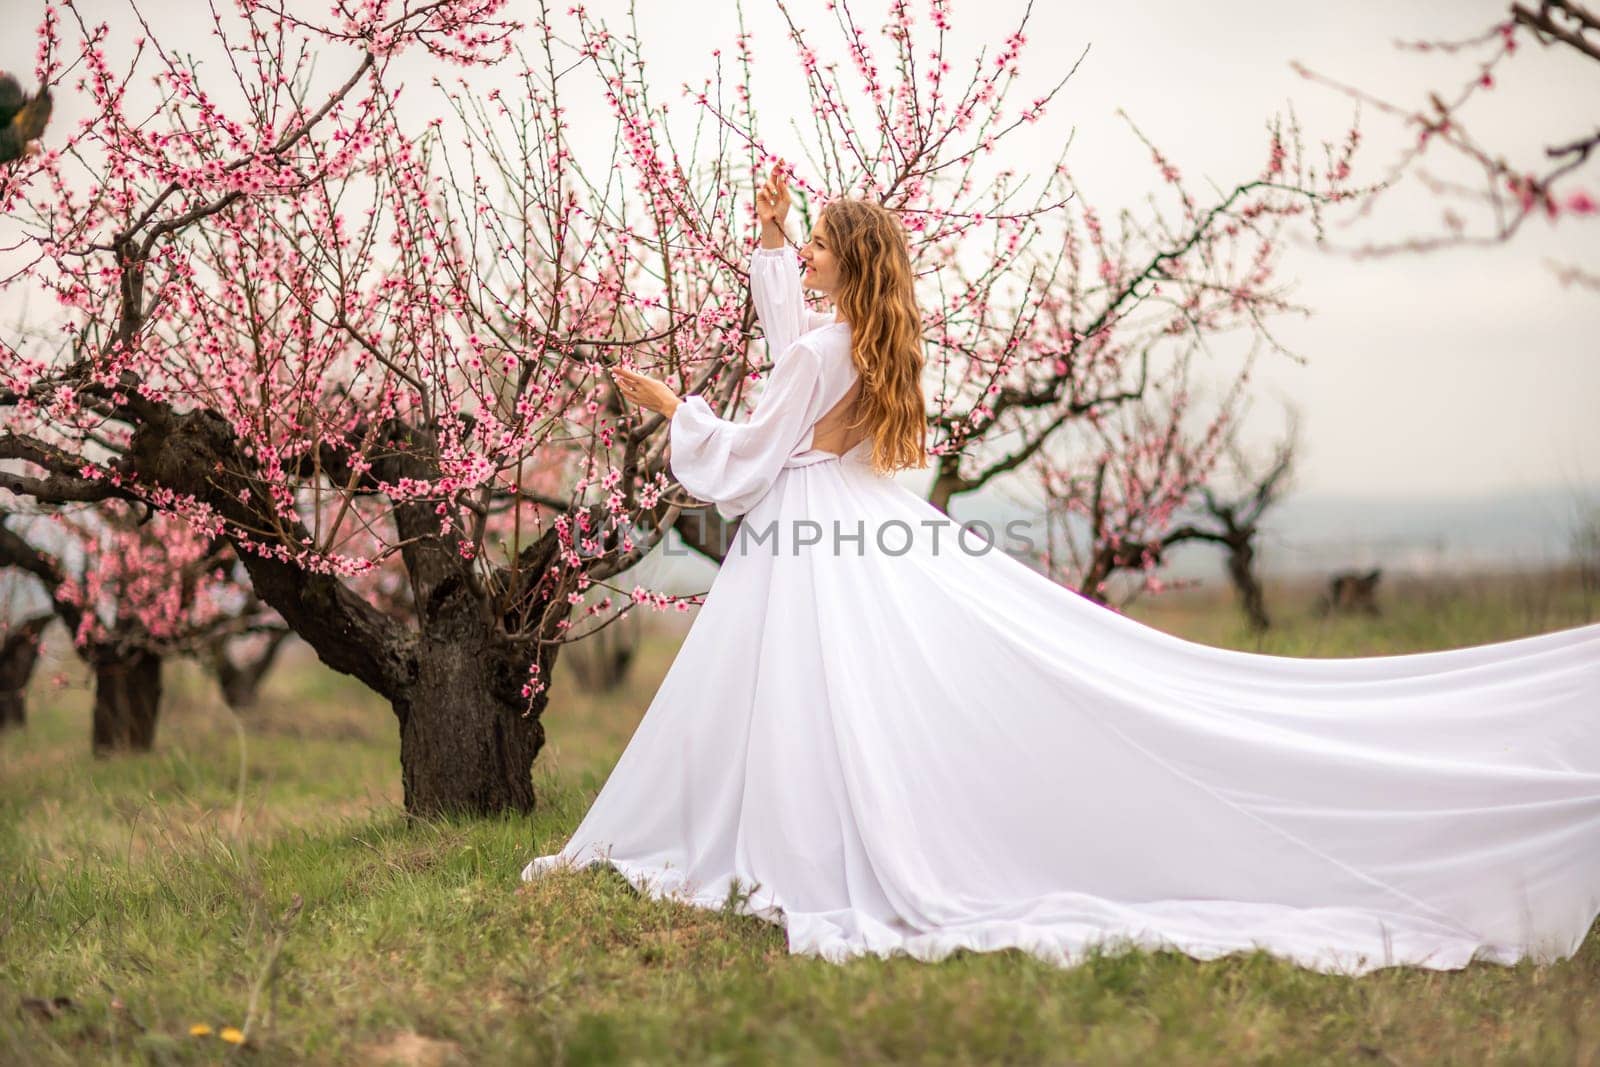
left=1563, top=189, right=1597, bottom=216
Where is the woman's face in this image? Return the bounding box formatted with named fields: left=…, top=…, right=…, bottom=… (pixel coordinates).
left=798, top=216, right=842, bottom=295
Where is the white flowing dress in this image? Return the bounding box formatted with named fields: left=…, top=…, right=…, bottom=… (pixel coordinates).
left=522, top=243, right=1600, bottom=976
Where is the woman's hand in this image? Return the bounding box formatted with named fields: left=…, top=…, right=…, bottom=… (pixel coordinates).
left=609, top=365, right=681, bottom=419
left=755, top=163, right=791, bottom=231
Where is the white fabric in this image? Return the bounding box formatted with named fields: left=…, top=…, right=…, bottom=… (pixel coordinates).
left=522, top=243, right=1600, bottom=976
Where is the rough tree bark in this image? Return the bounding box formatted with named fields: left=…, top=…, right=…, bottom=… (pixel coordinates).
left=396, top=635, right=550, bottom=815
left=90, top=647, right=161, bottom=754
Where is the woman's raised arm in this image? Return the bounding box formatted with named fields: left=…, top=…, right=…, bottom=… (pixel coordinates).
left=752, top=165, right=832, bottom=364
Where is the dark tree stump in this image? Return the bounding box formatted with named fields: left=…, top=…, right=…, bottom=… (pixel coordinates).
left=91, top=649, right=162, bottom=754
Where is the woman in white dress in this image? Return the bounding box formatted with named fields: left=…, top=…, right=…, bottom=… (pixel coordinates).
left=525, top=168, right=1600, bottom=977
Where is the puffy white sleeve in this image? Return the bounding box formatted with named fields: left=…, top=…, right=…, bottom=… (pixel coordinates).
left=669, top=338, right=828, bottom=522
left=749, top=244, right=835, bottom=364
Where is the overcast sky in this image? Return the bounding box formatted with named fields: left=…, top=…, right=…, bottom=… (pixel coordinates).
left=585, top=0, right=1599, bottom=501
left=11, top=0, right=1597, bottom=504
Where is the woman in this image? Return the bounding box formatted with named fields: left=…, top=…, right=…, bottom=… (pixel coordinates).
left=524, top=166, right=1600, bottom=977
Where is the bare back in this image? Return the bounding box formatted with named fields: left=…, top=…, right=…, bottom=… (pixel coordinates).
left=807, top=378, right=869, bottom=457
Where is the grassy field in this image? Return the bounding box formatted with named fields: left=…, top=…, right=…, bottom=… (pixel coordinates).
left=2, top=566, right=1597, bottom=1064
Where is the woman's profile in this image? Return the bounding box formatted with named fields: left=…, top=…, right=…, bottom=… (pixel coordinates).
left=528, top=166, right=1600, bottom=977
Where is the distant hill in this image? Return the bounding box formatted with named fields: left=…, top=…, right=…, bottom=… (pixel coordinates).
left=636, top=481, right=1600, bottom=594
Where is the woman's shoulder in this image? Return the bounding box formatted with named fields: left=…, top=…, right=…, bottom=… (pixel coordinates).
left=775, top=325, right=849, bottom=376
left=786, top=325, right=855, bottom=391
left=791, top=322, right=850, bottom=369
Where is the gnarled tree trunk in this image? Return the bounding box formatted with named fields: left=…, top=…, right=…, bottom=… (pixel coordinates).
left=91, top=648, right=162, bottom=754
left=123, top=399, right=575, bottom=814
left=396, top=636, right=549, bottom=816
left=1227, top=541, right=1270, bottom=632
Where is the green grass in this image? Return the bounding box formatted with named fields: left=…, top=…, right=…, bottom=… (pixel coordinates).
left=2, top=567, right=1597, bottom=1064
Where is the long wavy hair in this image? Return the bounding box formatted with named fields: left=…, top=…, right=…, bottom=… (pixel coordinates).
left=817, top=197, right=929, bottom=475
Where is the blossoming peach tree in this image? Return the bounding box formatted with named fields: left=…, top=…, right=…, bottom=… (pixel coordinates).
left=0, top=0, right=1364, bottom=815
left=0, top=503, right=257, bottom=750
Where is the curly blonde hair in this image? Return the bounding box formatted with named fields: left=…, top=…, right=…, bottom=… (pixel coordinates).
left=817, top=197, right=929, bottom=475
